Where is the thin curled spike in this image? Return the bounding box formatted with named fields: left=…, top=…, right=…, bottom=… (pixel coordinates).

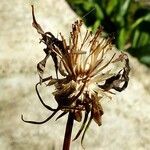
left=21, top=110, right=59, bottom=125
left=35, top=82, right=57, bottom=111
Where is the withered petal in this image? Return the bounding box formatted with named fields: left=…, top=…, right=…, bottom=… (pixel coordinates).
left=98, top=56, right=130, bottom=92
left=31, top=5, right=44, bottom=35
left=37, top=54, right=50, bottom=83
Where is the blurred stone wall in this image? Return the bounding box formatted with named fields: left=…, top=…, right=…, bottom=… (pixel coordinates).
left=0, top=0, right=150, bottom=150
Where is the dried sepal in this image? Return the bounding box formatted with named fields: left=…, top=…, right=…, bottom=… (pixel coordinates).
left=53, top=80, right=77, bottom=106
left=73, top=106, right=90, bottom=141
left=73, top=110, right=82, bottom=122
left=91, top=94, right=103, bottom=126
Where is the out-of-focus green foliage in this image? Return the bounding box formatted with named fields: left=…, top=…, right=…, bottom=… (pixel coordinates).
left=66, top=0, right=150, bottom=66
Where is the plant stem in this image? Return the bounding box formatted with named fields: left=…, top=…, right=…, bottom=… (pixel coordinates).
left=62, top=112, right=74, bottom=150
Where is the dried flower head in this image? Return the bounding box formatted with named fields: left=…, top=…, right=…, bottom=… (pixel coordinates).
left=22, top=5, right=130, bottom=149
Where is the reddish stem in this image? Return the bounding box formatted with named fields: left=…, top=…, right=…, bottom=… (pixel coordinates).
left=62, top=112, right=74, bottom=150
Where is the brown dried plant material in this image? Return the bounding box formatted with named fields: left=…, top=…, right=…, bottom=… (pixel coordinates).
left=22, top=5, right=130, bottom=150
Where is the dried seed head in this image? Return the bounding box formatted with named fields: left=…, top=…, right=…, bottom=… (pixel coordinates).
left=22, top=5, right=130, bottom=147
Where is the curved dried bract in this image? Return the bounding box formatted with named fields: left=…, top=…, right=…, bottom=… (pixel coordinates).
left=73, top=110, right=90, bottom=141
left=23, top=5, right=130, bottom=147
left=81, top=113, right=93, bottom=148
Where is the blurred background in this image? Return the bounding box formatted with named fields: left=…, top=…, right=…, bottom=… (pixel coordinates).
left=66, top=0, right=150, bottom=67
left=0, top=0, right=150, bottom=150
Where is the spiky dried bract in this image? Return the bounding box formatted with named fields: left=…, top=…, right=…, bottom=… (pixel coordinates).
left=22, top=5, right=130, bottom=147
